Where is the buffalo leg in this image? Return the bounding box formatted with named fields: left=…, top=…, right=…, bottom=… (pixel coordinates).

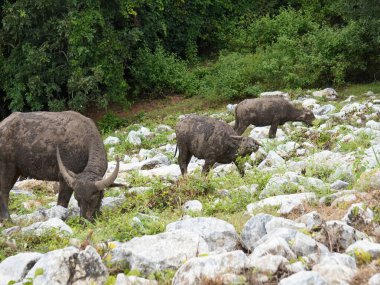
left=235, top=123, right=249, bottom=136
left=178, top=146, right=191, bottom=175
left=235, top=161, right=245, bottom=177
left=269, top=120, right=279, bottom=138
left=57, top=181, right=74, bottom=208
left=202, top=160, right=215, bottom=175
left=0, top=166, right=19, bottom=220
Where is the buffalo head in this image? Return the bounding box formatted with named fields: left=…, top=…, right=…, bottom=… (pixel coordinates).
left=298, top=109, right=315, bottom=126
left=57, top=149, right=120, bottom=221
left=229, top=136, right=261, bottom=157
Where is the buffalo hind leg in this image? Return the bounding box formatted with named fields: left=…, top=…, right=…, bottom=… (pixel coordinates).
left=235, top=123, right=249, bottom=136
left=202, top=160, right=215, bottom=175
left=178, top=146, right=191, bottom=176
left=269, top=120, right=279, bottom=138
left=57, top=180, right=74, bottom=208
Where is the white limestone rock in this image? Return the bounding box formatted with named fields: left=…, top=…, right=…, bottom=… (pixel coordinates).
left=115, top=274, right=158, bottom=285
left=345, top=239, right=380, bottom=259
left=296, top=211, right=323, bottom=231
left=23, top=246, right=108, bottom=285
left=251, top=237, right=296, bottom=260
left=312, top=253, right=357, bottom=285
left=14, top=205, right=69, bottom=224
left=312, top=88, right=337, bottom=100
left=240, top=214, right=274, bottom=251
left=0, top=252, right=43, bottom=285
left=291, top=232, right=318, bottom=256
left=279, top=271, right=327, bottom=285
left=249, top=254, right=289, bottom=274
left=324, top=220, right=366, bottom=250
left=258, top=150, right=286, bottom=169
left=21, top=218, right=73, bottom=237
left=330, top=180, right=349, bottom=190
left=127, top=131, right=142, bottom=146
left=110, top=230, right=209, bottom=275
left=248, top=191, right=314, bottom=216
left=342, top=203, right=374, bottom=225
left=104, top=136, right=120, bottom=145
left=172, top=250, right=249, bottom=285
left=182, top=200, right=203, bottom=213
left=265, top=217, right=306, bottom=234
left=166, top=217, right=238, bottom=252
left=260, top=91, right=290, bottom=100
left=369, top=273, right=380, bottom=285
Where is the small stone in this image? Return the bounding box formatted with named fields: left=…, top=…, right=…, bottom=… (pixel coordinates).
left=104, top=136, right=120, bottom=145
left=182, top=200, right=203, bottom=213
left=330, top=180, right=349, bottom=190
left=127, top=131, right=142, bottom=146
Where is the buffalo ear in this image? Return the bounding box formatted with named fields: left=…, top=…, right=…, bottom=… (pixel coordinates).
left=227, top=135, right=243, bottom=148
left=252, top=138, right=262, bottom=147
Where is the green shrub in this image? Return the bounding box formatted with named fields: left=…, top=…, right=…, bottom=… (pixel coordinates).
left=194, top=52, right=262, bottom=101
left=130, top=46, right=195, bottom=97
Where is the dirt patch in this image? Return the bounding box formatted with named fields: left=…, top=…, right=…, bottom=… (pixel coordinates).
left=351, top=261, right=380, bottom=285
left=85, top=95, right=185, bottom=122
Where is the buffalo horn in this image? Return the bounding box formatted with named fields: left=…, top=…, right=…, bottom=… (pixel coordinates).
left=95, top=156, right=120, bottom=191
left=57, top=148, right=76, bottom=188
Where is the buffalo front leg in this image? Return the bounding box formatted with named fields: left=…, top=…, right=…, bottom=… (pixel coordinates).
left=269, top=120, right=279, bottom=138
left=57, top=181, right=74, bottom=208
left=0, top=166, right=19, bottom=221
left=202, top=160, right=215, bottom=175
left=0, top=192, right=10, bottom=221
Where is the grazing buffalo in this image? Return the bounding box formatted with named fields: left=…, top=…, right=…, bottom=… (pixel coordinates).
left=0, top=111, right=120, bottom=221
left=234, top=97, right=315, bottom=138
left=175, top=115, right=261, bottom=175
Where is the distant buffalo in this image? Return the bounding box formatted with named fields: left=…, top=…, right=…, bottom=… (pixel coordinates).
left=175, top=115, right=261, bottom=175
left=234, top=97, right=315, bottom=138
left=0, top=111, right=120, bottom=221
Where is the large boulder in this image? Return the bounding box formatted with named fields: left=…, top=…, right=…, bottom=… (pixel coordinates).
left=172, top=251, right=249, bottom=285
left=166, top=217, right=238, bottom=252
left=240, top=214, right=274, bottom=251
left=0, top=252, right=43, bottom=285
left=22, top=246, right=108, bottom=285
left=110, top=230, right=209, bottom=275
left=312, top=253, right=357, bottom=285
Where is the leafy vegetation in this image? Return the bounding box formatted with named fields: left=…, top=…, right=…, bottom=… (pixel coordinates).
left=0, top=0, right=379, bottom=115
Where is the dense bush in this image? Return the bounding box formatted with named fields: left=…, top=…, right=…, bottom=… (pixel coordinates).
left=129, top=46, right=195, bottom=97
left=193, top=52, right=262, bottom=101
left=0, top=0, right=378, bottom=114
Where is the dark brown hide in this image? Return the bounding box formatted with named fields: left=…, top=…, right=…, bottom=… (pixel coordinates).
left=234, top=97, right=315, bottom=138
left=175, top=115, right=261, bottom=175
left=0, top=111, right=119, bottom=220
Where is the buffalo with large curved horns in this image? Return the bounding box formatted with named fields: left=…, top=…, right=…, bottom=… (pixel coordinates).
left=0, top=111, right=121, bottom=221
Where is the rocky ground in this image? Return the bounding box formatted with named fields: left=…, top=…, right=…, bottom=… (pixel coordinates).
left=1, top=87, right=380, bottom=285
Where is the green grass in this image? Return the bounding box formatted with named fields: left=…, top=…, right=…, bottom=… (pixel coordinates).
left=1, top=82, right=380, bottom=282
